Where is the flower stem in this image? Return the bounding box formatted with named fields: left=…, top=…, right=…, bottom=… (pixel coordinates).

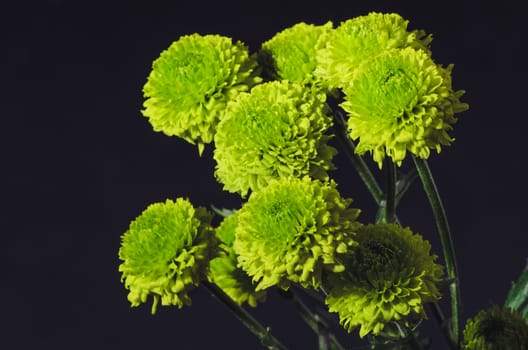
left=412, top=157, right=461, bottom=348
left=203, top=281, right=289, bottom=350
left=332, top=110, right=384, bottom=204
left=385, top=159, right=397, bottom=223
left=278, top=289, right=345, bottom=350
left=427, top=302, right=458, bottom=350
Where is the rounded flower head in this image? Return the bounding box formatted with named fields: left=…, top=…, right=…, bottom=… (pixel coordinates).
left=325, top=223, right=443, bottom=338
left=209, top=213, right=267, bottom=307
left=463, top=306, right=528, bottom=350
left=118, top=198, right=217, bottom=313
left=214, top=80, right=337, bottom=197
left=315, top=12, right=432, bottom=90
left=142, top=34, right=261, bottom=154
left=340, top=47, right=469, bottom=168
left=260, top=21, right=333, bottom=88
left=233, top=176, right=361, bottom=291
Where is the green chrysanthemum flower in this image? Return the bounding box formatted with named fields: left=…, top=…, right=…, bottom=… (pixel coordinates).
left=214, top=80, right=337, bottom=197
left=209, top=213, right=267, bottom=307
left=142, top=34, right=261, bottom=154
left=260, top=21, right=333, bottom=88
left=340, top=47, right=469, bottom=168
left=233, top=176, right=361, bottom=291
left=315, top=12, right=432, bottom=90
left=462, top=306, right=528, bottom=350
left=118, top=198, right=218, bottom=313
left=325, top=223, right=443, bottom=338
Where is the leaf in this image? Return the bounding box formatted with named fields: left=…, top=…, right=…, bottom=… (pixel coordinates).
left=505, top=259, right=528, bottom=312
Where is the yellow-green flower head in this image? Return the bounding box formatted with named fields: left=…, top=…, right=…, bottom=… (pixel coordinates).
left=214, top=80, right=337, bottom=197
left=260, top=21, right=333, bottom=88
left=325, top=223, right=443, bottom=338
left=315, top=12, right=432, bottom=90
left=340, top=47, right=469, bottom=168
left=462, top=306, right=528, bottom=350
left=118, top=198, right=217, bottom=314
left=142, top=34, right=261, bottom=155
left=233, top=176, right=361, bottom=291
left=209, top=213, right=267, bottom=307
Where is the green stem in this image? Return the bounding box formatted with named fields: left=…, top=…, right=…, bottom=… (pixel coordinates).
left=427, top=302, right=457, bottom=350
left=332, top=110, right=384, bottom=205
left=385, top=159, right=397, bottom=223
left=413, top=157, right=461, bottom=348
left=279, top=289, right=345, bottom=350
left=395, top=322, right=424, bottom=350
left=203, top=281, right=289, bottom=350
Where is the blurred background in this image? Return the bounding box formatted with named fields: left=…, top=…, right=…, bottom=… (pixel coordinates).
left=3, top=0, right=527, bottom=349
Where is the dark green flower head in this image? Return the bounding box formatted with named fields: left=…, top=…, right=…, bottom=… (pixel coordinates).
left=341, top=47, right=468, bottom=168
left=209, top=213, right=267, bottom=307
left=142, top=34, right=261, bottom=154
left=214, top=80, right=337, bottom=197
left=260, top=21, right=333, bottom=89
left=315, top=12, right=431, bottom=90
left=118, top=198, right=217, bottom=313
left=233, top=176, right=361, bottom=291
left=325, top=223, right=443, bottom=338
left=463, top=306, right=528, bottom=350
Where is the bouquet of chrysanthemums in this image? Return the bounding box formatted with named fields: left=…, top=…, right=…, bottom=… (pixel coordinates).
left=117, top=12, right=528, bottom=349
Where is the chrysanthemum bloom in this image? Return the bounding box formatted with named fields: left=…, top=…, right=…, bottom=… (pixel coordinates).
left=118, top=198, right=217, bottom=314
left=315, top=12, right=432, bottom=90
left=233, top=176, right=361, bottom=291
left=340, top=47, right=469, bottom=168
left=462, top=306, right=528, bottom=350
left=209, top=213, right=267, bottom=307
left=325, top=223, right=443, bottom=338
left=214, top=80, right=337, bottom=197
left=142, top=34, right=261, bottom=154
left=260, top=21, right=333, bottom=89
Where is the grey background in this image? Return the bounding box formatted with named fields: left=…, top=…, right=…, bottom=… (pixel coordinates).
left=4, top=0, right=527, bottom=349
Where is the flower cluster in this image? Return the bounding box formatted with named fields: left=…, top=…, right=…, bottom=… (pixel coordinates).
left=214, top=80, right=336, bottom=197
left=462, top=306, right=528, bottom=350
left=120, top=11, right=478, bottom=345
left=233, top=176, right=361, bottom=291
left=314, top=12, right=468, bottom=167
left=142, top=34, right=260, bottom=154
left=118, top=198, right=217, bottom=313
left=325, top=223, right=443, bottom=337
left=315, top=12, right=432, bottom=90
left=341, top=47, right=468, bottom=167
left=260, top=21, right=333, bottom=89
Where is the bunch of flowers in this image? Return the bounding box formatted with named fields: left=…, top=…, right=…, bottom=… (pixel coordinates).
left=117, top=11, right=528, bottom=350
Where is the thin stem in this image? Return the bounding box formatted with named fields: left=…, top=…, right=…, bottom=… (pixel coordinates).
left=332, top=110, right=384, bottom=204
left=203, top=281, right=289, bottom=350
left=413, top=157, right=461, bottom=348
left=395, top=168, right=418, bottom=205
left=427, top=302, right=457, bottom=350
left=279, top=289, right=345, bottom=350
left=385, top=159, right=397, bottom=223
left=394, top=322, right=424, bottom=350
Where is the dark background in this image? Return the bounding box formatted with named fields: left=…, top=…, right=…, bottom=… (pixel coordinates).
left=4, top=0, right=527, bottom=349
